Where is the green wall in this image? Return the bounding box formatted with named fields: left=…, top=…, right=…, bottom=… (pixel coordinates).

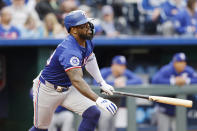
left=0, top=47, right=38, bottom=131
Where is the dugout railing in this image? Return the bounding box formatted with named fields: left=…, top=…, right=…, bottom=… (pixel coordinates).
left=73, top=85, right=197, bottom=131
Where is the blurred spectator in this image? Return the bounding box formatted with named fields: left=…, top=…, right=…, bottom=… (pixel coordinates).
left=60, top=0, right=78, bottom=29
left=35, top=0, right=61, bottom=20
left=138, top=0, right=165, bottom=34
left=78, top=5, right=104, bottom=35
left=173, top=0, right=197, bottom=37
left=100, top=5, right=118, bottom=37
left=95, top=55, right=142, bottom=131
left=6, top=0, right=40, bottom=28
left=101, top=5, right=131, bottom=37
left=151, top=52, right=197, bottom=131
left=43, top=13, right=66, bottom=38
left=19, top=15, right=44, bottom=38
left=78, top=5, right=91, bottom=17
left=160, top=0, right=183, bottom=36
left=61, top=0, right=78, bottom=19
left=26, top=0, right=41, bottom=13
left=0, top=7, right=20, bottom=39
left=99, top=55, right=142, bottom=86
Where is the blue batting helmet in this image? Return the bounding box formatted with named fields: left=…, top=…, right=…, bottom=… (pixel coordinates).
left=64, top=10, right=93, bottom=32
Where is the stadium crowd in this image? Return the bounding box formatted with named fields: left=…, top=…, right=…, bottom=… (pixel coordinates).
left=0, top=0, right=197, bottom=39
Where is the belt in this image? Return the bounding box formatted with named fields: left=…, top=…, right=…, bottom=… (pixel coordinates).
left=39, top=76, right=69, bottom=92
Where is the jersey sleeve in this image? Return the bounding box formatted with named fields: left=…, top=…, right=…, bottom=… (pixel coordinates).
left=186, top=66, right=197, bottom=84
left=151, top=65, right=172, bottom=84
left=125, top=69, right=143, bottom=85
left=59, top=50, right=82, bottom=72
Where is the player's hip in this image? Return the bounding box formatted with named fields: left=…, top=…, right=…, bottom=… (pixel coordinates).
left=33, top=76, right=70, bottom=93
left=32, top=79, right=70, bottom=99
left=39, top=76, right=70, bottom=92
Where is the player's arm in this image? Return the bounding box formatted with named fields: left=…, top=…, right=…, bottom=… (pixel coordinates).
left=66, top=67, right=98, bottom=101
left=66, top=68, right=117, bottom=115
left=85, top=53, right=114, bottom=95
left=185, top=67, right=197, bottom=84
left=151, top=67, right=173, bottom=84
left=125, top=70, right=143, bottom=85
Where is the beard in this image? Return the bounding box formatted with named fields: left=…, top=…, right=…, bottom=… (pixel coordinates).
left=79, top=30, right=94, bottom=40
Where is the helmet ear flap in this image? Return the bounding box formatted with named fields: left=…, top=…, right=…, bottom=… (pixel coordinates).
left=88, top=22, right=95, bottom=35
left=68, top=28, right=71, bottom=33
left=88, top=22, right=94, bottom=29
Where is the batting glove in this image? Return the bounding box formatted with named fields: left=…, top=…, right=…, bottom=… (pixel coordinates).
left=100, top=81, right=114, bottom=95
left=96, top=97, right=117, bottom=116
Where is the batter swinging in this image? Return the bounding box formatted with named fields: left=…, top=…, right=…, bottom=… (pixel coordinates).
left=29, top=10, right=117, bottom=131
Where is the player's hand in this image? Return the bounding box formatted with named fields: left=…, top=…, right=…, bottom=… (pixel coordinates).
left=114, top=77, right=126, bottom=88
left=175, top=76, right=186, bottom=86
left=96, top=97, right=117, bottom=116
left=100, top=81, right=114, bottom=95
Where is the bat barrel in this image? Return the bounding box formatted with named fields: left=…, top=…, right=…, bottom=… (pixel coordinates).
left=149, top=96, right=193, bottom=108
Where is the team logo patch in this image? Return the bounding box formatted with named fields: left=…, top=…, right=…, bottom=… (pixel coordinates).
left=70, top=56, right=80, bottom=66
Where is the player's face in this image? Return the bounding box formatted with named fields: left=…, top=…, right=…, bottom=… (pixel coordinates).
left=76, top=22, right=94, bottom=40
left=111, top=64, right=126, bottom=77
left=173, top=61, right=186, bottom=73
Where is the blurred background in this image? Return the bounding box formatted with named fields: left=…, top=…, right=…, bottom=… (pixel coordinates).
left=0, top=0, right=197, bottom=131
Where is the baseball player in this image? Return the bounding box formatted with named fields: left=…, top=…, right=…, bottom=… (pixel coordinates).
left=151, top=52, right=197, bottom=131
left=29, top=10, right=117, bottom=131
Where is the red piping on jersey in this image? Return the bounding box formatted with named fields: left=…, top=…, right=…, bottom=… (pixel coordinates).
left=65, top=66, right=81, bottom=72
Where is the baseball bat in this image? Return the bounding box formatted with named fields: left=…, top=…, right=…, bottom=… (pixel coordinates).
left=113, top=91, right=193, bottom=108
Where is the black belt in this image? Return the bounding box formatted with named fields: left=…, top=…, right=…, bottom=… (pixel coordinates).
left=39, top=76, right=69, bottom=92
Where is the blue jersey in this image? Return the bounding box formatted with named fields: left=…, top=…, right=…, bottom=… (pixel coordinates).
left=151, top=62, right=197, bottom=116
left=94, top=67, right=142, bottom=86
left=3, top=0, right=28, bottom=5
left=41, top=35, right=94, bottom=87
left=140, top=0, right=164, bottom=22
left=0, top=24, right=20, bottom=39
left=152, top=62, right=197, bottom=84
left=141, top=0, right=163, bottom=11
left=160, top=1, right=179, bottom=23
left=173, top=8, right=197, bottom=34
